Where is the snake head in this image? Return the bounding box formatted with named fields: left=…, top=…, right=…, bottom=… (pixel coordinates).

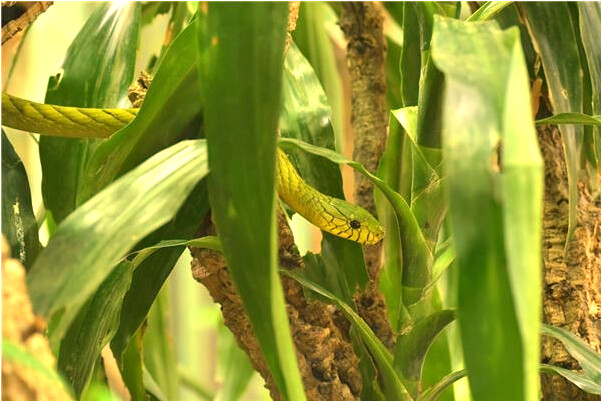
left=323, top=198, right=385, bottom=245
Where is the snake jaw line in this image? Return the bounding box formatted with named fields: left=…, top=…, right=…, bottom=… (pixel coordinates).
left=277, top=148, right=385, bottom=245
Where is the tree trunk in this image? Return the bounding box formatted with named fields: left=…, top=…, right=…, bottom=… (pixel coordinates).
left=538, top=125, right=601, bottom=400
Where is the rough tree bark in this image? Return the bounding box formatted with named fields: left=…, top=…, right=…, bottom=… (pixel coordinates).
left=1, top=236, right=72, bottom=401
left=538, top=125, right=601, bottom=401
left=190, top=212, right=362, bottom=401
left=1, top=1, right=53, bottom=44
left=339, top=1, right=395, bottom=351
left=188, top=4, right=364, bottom=400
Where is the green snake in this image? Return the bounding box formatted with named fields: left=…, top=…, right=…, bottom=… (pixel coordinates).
left=1, top=92, right=384, bottom=245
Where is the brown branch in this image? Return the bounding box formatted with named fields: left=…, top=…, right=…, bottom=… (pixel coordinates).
left=338, top=2, right=387, bottom=279
left=189, top=211, right=362, bottom=401
left=1, top=235, right=72, bottom=400
left=538, top=125, right=601, bottom=401
left=339, top=2, right=395, bottom=351
left=1, top=1, right=53, bottom=45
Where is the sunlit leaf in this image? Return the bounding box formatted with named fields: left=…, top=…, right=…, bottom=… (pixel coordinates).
left=28, top=140, right=209, bottom=343
left=535, top=113, right=601, bottom=126
left=198, top=4, right=305, bottom=400
left=432, top=16, right=543, bottom=400
left=41, top=2, right=140, bottom=223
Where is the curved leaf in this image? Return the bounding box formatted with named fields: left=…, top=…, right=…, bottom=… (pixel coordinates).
left=540, top=364, right=601, bottom=395
left=541, top=324, right=601, bottom=378
left=394, top=309, right=455, bottom=397
left=535, top=113, right=601, bottom=126
left=28, top=139, right=208, bottom=342
left=80, top=17, right=203, bottom=201
left=40, top=2, right=140, bottom=223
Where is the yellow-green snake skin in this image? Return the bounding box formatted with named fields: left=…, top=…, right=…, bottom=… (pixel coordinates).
left=1, top=92, right=384, bottom=245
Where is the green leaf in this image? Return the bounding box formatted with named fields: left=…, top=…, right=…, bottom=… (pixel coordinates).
left=384, top=17, right=404, bottom=109
left=466, top=1, right=513, bottom=22
left=540, top=364, right=601, bottom=395
left=119, top=328, right=147, bottom=401
left=394, top=309, right=455, bottom=397
left=377, top=112, right=406, bottom=331
left=27, top=139, right=209, bottom=343
left=577, top=2, right=601, bottom=171
left=535, top=113, right=601, bottom=126
left=391, top=107, right=444, bottom=250
left=279, top=137, right=433, bottom=307
left=2, top=338, right=72, bottom=395
left=215, top=322, right=255, bottom=401
left=414, top=2, right=448, bottom=150
left=419, top=369, right=467, bottom=401
left=58, top=261, right=133, bottom=397
left=110, top=182, right=210, bottom=360
left=126, top=236, right=222, bottom=261
left=80, top=16, right=203, bottom=202
left=541, top=324, right=601, bottom=380
left=520, top=2, right=584, bottom=244
left=198, top=4, right=305, bottom=400
left=284, top=270, right=412, bottom=401
left=398, top=3, right=422, bottom=107
left=143, top=287, right=179, bottom=400
left=431, top=16, right=543, bottom=400
left=1, top=131, right=41, bottom=269
left=40, top=2, right=140, bottom=223
left=292, top=2, right=346, bottom=150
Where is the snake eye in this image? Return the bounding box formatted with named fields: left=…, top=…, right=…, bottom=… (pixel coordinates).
left=350, top=219, right=361, bottom=229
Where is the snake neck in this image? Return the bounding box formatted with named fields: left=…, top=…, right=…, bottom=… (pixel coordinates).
left=276, top=148, right=318, bottom=220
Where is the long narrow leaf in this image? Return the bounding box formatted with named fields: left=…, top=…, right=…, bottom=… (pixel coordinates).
left=80, top=17, right=203, bottom=201
left=40, top=2, right=140, bottom=223
left=541, top=324, right=601, bottom=378
left=540, top=364, right=601, bottom=395
left=432, top=16, right=543, bottom=400
left=58, top=261, right=133, bottom=397
left=535, top=113, right=601, bottom=126
left=27, top=140, right=208, bottom=342
left=520, top=3, right=584, bottom=243
left=197, top=4, right=305, bottom=400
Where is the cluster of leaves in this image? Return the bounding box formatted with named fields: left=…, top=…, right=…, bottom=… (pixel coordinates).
left=1, top=1, right=600, bottom=401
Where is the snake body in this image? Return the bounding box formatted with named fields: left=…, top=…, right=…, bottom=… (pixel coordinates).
left=2, top=92, right=384, bottom=245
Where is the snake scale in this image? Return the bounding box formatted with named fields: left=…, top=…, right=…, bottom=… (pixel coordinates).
left=1, top=92, right=384, bottom=245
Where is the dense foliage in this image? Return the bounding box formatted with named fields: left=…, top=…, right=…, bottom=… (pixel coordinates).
left=1, top=2, right=600, bottom=400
